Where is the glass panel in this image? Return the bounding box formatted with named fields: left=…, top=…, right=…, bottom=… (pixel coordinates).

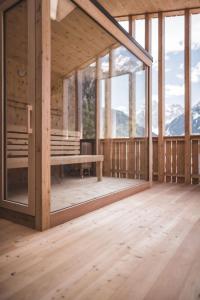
left=151, top=18, right=158, bottom=136
left=191, top=13, right=200, bottom=135
left=118, top=20, right=129, bottom=33
left=111, top=74, right=129, bottom=138
left=50, top=4, right=149, bottom=213
left=100, top=79, right=106, bottom=139
left=81, top=63, right=96, bottom=139
left=99, top=54, right=109, bottom=79
left=112, top=46, right=143, bottom=76
left=4, top=0, right=29, bottom=205
left=63, top=74, right=76, bottom=132
left=135, top=19, right=145, bottom=48
left=165, top=15, right=185, bottom=136
left=135, top=68, right=146, bottom=137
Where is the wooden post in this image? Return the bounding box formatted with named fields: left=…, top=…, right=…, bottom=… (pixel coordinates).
left=128, top=15, right=133, bottom=36
left=184, top=9, right=191, bottom=184
left=158, top=12, right=165, bottom=182
left=0, top=11, right=3, bottom=203
left=75, top=71, right=79, bottom=132
left=145, top=14, right=152, bottom=183
left=95, top=57, right=100, bottom=154
left=35, top=0, right=51, bottom=231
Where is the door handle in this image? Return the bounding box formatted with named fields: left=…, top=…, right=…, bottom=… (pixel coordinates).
left=27, top=104, right=32, bottom=134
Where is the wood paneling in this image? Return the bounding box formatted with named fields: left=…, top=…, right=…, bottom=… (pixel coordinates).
left=51, top=8, right=117, bottom=76
left=98, top=0, right=200, bottom=17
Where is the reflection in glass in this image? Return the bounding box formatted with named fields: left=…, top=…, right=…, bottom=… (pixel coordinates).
left=81, top=63, right=96, bottom=139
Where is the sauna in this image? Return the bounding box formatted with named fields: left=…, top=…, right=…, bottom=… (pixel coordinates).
left=0, top=0, right=152, bottom=230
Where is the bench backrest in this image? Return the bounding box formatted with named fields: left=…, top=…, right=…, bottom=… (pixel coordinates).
left=7, top=126, right=81, bottom=159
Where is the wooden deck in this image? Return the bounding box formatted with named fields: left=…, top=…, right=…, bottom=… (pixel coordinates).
left=0, top=183, right=200, bottom=300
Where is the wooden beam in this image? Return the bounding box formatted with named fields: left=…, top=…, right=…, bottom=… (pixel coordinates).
left=95, top=57, right=100, bottom=154
left=0, top=11, right=3, bottom=204
left=158, top=12, right=165, bottom=182
left=128, top=15, right=132, bottom=35
left=145, top=14, right=152, bottom=182
left=27, top=0, right=36, bottom=215
left=35, top=0, right=51, bottom=231
left=184, top=9, right=191, bottom=184
left=56, top=0, right=76, bottom=21
left=71, top=0, right=152, bottom=67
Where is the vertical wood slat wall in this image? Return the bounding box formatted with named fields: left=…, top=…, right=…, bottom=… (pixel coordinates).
left=120, top=9, right=200, bottom=184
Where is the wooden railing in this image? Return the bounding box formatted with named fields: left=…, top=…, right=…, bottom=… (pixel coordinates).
left=82, top=136, right=199, bottom=184
left=153, top=136, right=200, bottom=184
left=100, top=138, right=149, bottom=180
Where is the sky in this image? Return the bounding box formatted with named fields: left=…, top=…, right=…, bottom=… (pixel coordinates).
left=118, top=14, right=200, bottom=134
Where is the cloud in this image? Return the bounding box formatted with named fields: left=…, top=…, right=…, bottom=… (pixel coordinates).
left=176, top=73, right=184, bottom=80
left=191, top=62, right=200, bottom=83
left=165, top=84, right=184, bottom=96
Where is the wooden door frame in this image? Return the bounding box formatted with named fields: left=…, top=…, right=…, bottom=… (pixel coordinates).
left=0, top=0, right=36, bottom=216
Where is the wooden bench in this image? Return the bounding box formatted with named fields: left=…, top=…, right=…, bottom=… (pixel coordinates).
left=6, top=128, right=103, bottom=181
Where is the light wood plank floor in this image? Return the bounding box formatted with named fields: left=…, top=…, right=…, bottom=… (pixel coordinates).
left=0, top=183, right=200, bottom=300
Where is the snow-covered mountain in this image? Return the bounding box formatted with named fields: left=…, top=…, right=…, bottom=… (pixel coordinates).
left=166, top=101, right=200, bottom=135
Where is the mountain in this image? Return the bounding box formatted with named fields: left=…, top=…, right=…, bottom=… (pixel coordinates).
left=112, top=109, right=145, bottom=137
left=114, top=101, right=200, bottom=137
left=166, top=101, right=200, bottom=135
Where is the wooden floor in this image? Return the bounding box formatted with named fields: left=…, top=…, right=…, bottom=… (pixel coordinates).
left=0, top=183, right=200, bottom=300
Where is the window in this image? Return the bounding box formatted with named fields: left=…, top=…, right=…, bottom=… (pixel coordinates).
left=165, top=15, right=185, bottom=136
left=99, top=46, right=146, bottom=138
left=111, top=74, right=129, bottom=137
left=135, top=19, right=145, bottom=48
left=151, top=18, right=158, bottom=136
left=118, top=19, right=129, bottom=33
left=64, top=74, right=76, bottom=131
left=81, top=63, right=96, bottom=139
left=191, top=13, right=200, bottom=134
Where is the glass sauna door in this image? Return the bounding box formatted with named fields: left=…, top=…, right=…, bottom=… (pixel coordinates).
left=0, top=0, right=35, bottom=215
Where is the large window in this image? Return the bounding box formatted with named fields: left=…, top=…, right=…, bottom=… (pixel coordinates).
left=99, top=46, right=146, bottom=139
left=151, top=18, right=158, bottom=136
left=111, top=74, right=129, bottom=137
left=135, top=19, right=145, bottom=48
left=191, top=13, right=200, bottom=135
left=118, top=19, right=129, bottom=33
left=81, top=63, right=96, bottom=139
left=165, top=15, right=185, bottom=136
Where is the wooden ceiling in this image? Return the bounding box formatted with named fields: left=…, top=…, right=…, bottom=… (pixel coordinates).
left=97, top=0, right=200, bottom=16
left=51, top=7, right=117, bottom=77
